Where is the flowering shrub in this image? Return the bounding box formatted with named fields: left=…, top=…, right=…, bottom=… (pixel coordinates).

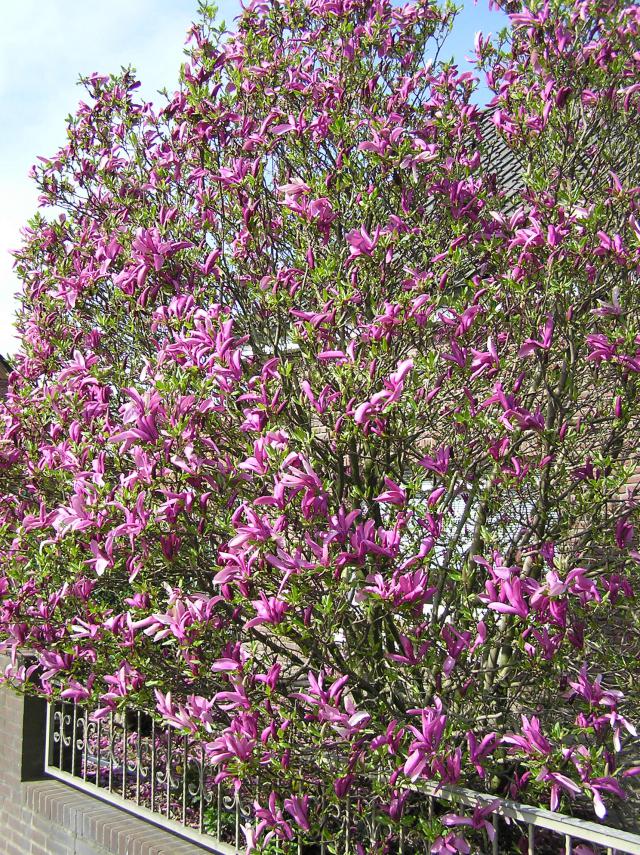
left=2, top=0, right=640, bottom=849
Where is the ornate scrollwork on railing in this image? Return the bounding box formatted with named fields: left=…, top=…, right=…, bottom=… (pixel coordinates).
left=61, top=709, right=73, bottom=749
left=83, top=715, right=99, bottom=783
left=187, top=744, right=214, bottom=833
left=51, top=708, right=62, bottom=744
left=74, top=710, right=87, bottom=754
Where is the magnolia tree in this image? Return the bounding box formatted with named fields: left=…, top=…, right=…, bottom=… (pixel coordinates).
left=1, top=0, right=640, bottom=849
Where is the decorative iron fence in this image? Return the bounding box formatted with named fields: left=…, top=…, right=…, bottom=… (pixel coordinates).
left=45, top=700, right=640, bottom=855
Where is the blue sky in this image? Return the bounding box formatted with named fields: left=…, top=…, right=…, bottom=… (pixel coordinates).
left=0, top=0, right=508, bottom=358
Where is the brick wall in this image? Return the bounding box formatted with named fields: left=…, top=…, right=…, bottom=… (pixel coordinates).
left=0, top=676, right=213, bottom=855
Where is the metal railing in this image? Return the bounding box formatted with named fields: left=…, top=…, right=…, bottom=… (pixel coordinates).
left=45, top=700, right=640, bottom=854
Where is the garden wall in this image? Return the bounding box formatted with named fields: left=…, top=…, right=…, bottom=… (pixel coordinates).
left=0, top=668, right=209, bottom=855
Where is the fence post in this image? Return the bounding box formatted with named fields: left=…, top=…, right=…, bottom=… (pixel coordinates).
left=21, top=693, right=48, bottom=781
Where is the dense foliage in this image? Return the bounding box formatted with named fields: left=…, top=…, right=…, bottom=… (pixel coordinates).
left=1, top=0, right=640, bottom=849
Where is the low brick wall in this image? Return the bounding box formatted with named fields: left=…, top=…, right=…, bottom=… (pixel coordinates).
left=0, top=679, right=210, bottom=855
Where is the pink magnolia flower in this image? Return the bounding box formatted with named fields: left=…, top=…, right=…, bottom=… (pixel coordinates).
left=431, top=832, right=470, bottom=854
left=374, top=477, right=406, bottom=506
left=244, top=591, right=289, bottom=629
left=386, top=634, right=430, bottom=666
left=615, top=517, right=634, bottom=549
left=484, top=576, right=529, bottom=619
left=404, top=699, right=447, bottom=781
left=254, top=792, right=294, bottom=845
left=467, top=731, right=498, bottom=777
left=283, top=794, right=310, bottom=831
left=442, top=800, right=501, bottom=840
left=206, top=730, right=255, bottom=765
left=346, top=225, right=380, bottom=258
left=536, top=767, right=582, bottom=811
left=334, top=775, right=354, bottom=798
left=503, top=715, right=552, bottom=756
left=277, top=178, right=310, bottom=198
left=60, top=676, right=95, bottom=702
left=564, top=664, right=624, bottom=707
left=419, top=446, right=451, bottom=476
left=308, top=197, right=337, bottom=236
left=518, top=314, right=554, bottom=357
left=586, top=776, right=626, bottom=819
